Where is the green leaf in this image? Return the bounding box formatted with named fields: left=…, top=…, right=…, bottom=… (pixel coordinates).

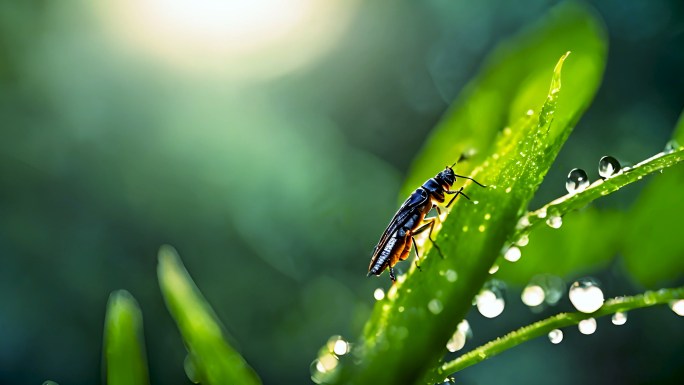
left=103, top=290, right=150, bottom=385
left=157, top=245, right=261, bottom=385
left=332, top=5, right=607, bottom=381
left=623, top=112, right=684, bottom=286
left=400, top=1, right=606, bottom=200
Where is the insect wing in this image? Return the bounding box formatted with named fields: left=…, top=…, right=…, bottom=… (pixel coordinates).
left=369, top=189, right=429, bottom=272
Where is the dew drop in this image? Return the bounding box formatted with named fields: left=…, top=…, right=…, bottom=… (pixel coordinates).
left=569, top=278, right=604, bottom=313
left=578, top=318, right=597, bottom=335
left=503, top=127, right=512, bottom=136
left=462, top=225, right=469, bottom=232
left=598, top=156, right=621, bottom=179
left=484, top=213, right=491, bottom=221
left=521, top=284, right=545, bottom=307
left=566, top=168, right=590, bottom=194
left=505, top=186, right=512, bottom=193
left=446, top=320, right=471, bottom=352
left=473, top=200, right=479, bottom=205
left=516, top=215, right=530, bottom=229
left=546, top=215, right=562, bottom=229
left=326, top=335, right=350, bottom=356
left=515, top=234, right=530, bottom=247
left=398, top=306, right=405, bottom=312
left=670, top=299, right=684, bottom=316
left=476, top=281, right=506, bottom=318
left=611, top=311, right=627, bottom=326
left=478, top=225, right=486, bottom=232
left=537, top=208, right=547, bottom=219
left=445, top=269, right=458, bottom=282
left=664, top=139, right=681, bottom=153
left=310, top=352, right=339, bottom=383
left=504, top=246, right=521, bottom=262
left=548, top=329, right=563, bottom=344
left=373, top=288, right=385, bottom=301
left=526, top=109, right=535, bottom=116
left=488, top=264, right=499, bottom=274
left=428, top=299, right=444, bottom=314
left=184, top=355, right=201, bottom=384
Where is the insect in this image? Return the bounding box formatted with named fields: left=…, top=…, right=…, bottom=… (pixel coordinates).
left=367, top=164, right=486, bottom=282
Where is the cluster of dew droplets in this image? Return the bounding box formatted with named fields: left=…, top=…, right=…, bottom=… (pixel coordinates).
left=475, top=280, right=506, bottom=318
left=569, top=278, right=605, bottom=313
left=446, top=320, right=472, bottom=352
left=310, top=335, right=351, bottom=384
left=566, top=168, right=590, bottom=194
left=521, top=275, right=565, bottom=310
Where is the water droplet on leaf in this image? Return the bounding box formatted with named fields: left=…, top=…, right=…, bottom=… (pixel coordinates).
left=504, top=246, right=521, bottom=262
left=446, top=320, right=471, bottom=352
left=578, top=318, right=597, bottom=335
left=445, top=269, right=458, bottom=282
left=428, top=299, right=444, bottom=314
left=611, top=311, right=627, bottom=325
left=566, top=168, right=590, bottom=194
left=670, top=300, right=684, bottom=316
left=515, top=234, right=530, bottom=247
left=598, top=156, right=621, bottom=178
left=184, top=354, right=201, bottom=384
left=664, top=139, right=681, bottom=153
left=521, top=284, right=545, bottom=307
left=373, top=288, right=385, bottom=301
left=546, top=215, right=562, bottom=229
left=569, top=278, right=604, bottom=313
left=476, top=280, right=506, bottom=318
left=548, top=329, right=563, bottom=344
left=488, top=264, right=499, bottom=274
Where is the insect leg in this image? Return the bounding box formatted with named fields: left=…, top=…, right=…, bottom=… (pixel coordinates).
left=389, top=266, right=396, bottom=282
left=413, top=219, right=445, bottom=259
left=445, top=186, right=469, bottom=208
left=411, top=238, right=423, bottom=271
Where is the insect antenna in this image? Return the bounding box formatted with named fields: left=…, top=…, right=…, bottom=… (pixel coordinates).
left=454, top=174, right=487, bottom=188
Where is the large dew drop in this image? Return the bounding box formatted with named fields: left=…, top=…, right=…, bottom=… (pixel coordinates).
left=566, top=168, right=590, bottom=194
left=670, top=300, right=684, bottom=316
left=611, top=311, right=627, bottom=326
left=598, top=156, right=621, bottom=179
left=578, top=318, right=597, bottom=335
left=476, top=281, right=506, bottom=318
left=446, top=320, right=472, bottom=352
left=504, top=246, right=521, bottom=262
left=548, top=329, right=563, bottom=344
left=373, top=288, right=385, bottom=301
left=546, top=215, right=562, bottom=229
left=569, top=278, right=604, bottom=313
left=521, top=284, right=545, bottom=307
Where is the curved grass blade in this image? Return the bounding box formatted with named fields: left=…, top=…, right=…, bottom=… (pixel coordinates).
left=400, top=2, right=606, bottom=200
left=334, top=49, right=594, bottom=385
left=103, top=290, right=150, bottom=385
left=157, top=245, right=261, bottom=385
left=439, top=286, right=684, bottom=377
left=512, top=147, right=684, bottom=242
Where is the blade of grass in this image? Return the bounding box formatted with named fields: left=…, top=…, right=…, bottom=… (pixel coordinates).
left=157, top=245, right=261, bottom=385
left=511, top=147, right=684, bottom=242
left=439, top=286, right=684, bottom=377
left=103, top=290, right=150, bottom=385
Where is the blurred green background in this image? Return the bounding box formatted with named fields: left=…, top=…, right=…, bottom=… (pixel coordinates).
left=1, top=1, right=682, bottom=384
